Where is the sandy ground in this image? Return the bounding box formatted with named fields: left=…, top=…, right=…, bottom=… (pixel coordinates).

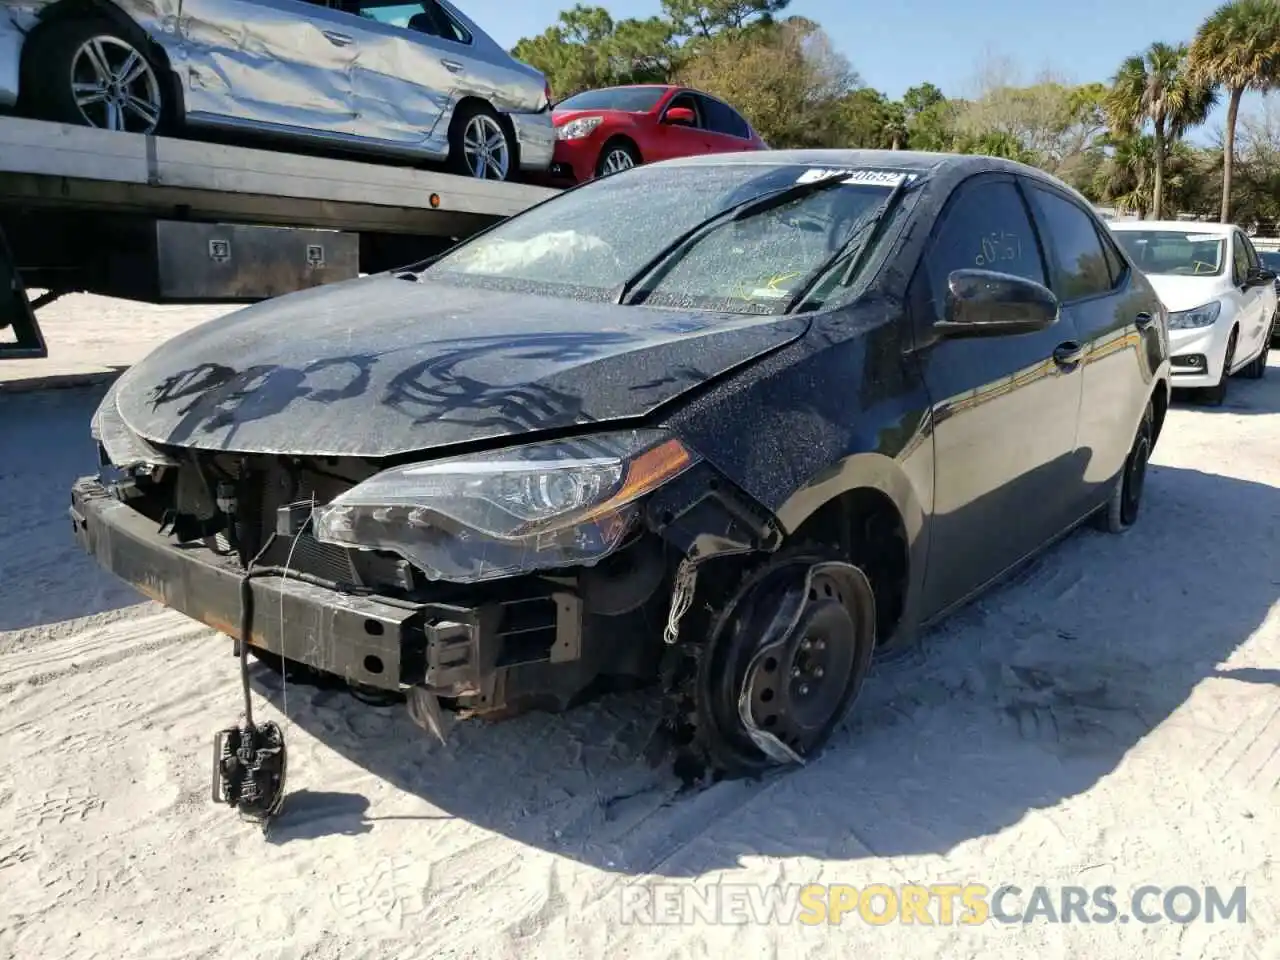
left=1, top=300, right=1279, bottom=959
left=0, top=292, right=231, bottom=387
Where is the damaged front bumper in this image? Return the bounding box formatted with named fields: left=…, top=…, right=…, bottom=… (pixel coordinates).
left=69, top=477, right=585, bottom=698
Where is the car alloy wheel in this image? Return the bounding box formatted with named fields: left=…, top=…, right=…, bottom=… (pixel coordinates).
left=462, top=113, right=510, bottom=181
left=69, top=35, right=162, bottom=134
left=600, top=147, right=635, bottom=175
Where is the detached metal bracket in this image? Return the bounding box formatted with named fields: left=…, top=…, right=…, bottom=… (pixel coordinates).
left=0, top=225, right=47, bottom=360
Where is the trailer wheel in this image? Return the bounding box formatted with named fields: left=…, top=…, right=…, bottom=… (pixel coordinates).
left=24, top=18, right=172, bottom=135
left=447, top=102, right=515, bottom=182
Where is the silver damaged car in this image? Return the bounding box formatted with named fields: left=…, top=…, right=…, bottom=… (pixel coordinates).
left=0, top=0, right=554, bottom=181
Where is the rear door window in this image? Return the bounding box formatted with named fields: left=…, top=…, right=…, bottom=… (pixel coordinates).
left=1025, top=185, right=1115, bottom=301
left=698, top=96, right=752, bottom=139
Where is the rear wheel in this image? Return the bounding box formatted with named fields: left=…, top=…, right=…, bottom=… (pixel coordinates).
left=1095, top=399, right=1154, bottom=534
left=23, top=18, right=171, bottom=134
left=447, top=102, right=515, bottom=182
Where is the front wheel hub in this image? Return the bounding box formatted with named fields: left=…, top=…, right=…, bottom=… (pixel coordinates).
left=744, top=578, right=859, bottom=751
left=696, top=556, right=876, bottom=775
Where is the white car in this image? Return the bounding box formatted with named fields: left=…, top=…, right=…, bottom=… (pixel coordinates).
left=1109, top=220, right=1276, bottom=404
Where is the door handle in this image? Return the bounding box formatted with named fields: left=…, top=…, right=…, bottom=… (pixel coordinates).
left=322, top=30, right=353, bottom=46
left=1052, top=341, right=1084, bottom=369
left=441, top=59, right=464, bottom=73
left=1134, top=312, right=1154, bottom=330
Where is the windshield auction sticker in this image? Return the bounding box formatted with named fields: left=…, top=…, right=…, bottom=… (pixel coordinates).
left=795, top=168, right=919, bottom=186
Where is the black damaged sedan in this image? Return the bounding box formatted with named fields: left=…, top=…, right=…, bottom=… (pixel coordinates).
left=73, top=150, right=1171, bottom=780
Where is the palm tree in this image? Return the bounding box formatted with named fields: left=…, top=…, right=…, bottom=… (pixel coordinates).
left=1107, top=42, right=1218, bottom=219
left=881, top=102, right=908, bottom=150
left=1190, top=0, right=1280, bottom=222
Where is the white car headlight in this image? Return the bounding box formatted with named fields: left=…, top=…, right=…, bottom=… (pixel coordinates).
left=312, top=430, right=699, bottom=583
left=1168, top=300, right=1222, bottom=330
left=91, top=380, right=177, bottom=469
left=556, top=116, right=603, bottom=141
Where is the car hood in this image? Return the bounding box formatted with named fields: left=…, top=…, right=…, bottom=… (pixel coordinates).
left=112, top=274, right=808, bottom=458
left=1143, top=274, right=1229, bottom=313
left=552, top=108, right=641, bottom=125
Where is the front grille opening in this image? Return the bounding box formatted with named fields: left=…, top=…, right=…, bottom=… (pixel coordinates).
left=495, top=596, right=558, bottom=667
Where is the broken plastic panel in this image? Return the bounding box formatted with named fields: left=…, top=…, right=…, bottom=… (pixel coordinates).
left=312, top=430, right=699, bottom=583
left=90, top=379, right=177, bottom=469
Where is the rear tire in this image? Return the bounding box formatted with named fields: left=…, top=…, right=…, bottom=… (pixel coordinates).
left=22, top=18, right=173, bottom=134
left=1095, top=399, right=1153, bottom=534
left=446, top=102, right=516, bottom=182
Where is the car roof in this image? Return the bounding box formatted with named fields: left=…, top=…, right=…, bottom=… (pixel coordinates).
left=1108, top=220, right=1236, bottom=236
left=661, top=148, right=1033, bottom=177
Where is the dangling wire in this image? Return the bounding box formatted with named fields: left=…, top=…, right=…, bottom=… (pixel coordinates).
left=276, top=494, right=315, bottom=734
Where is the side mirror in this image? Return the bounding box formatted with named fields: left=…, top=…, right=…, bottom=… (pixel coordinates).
left=935, top=268, right=1060, bottom=338
left=1249, top=267, right=1276, bottom=286
left=665, top=106, right=696, bottom=126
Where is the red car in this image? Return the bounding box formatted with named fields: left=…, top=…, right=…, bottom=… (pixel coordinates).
left=547, top=84, right=768, bottom=184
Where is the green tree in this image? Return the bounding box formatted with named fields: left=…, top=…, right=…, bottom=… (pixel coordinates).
left=836, top=88, right=895, bottom=148
left=902, top=82, right=946, bottom=116
left=661, top=0, right=790, bottom=39
left=1189, top=0, right=1280, bottom=222
left=1106, top=42, right=1217, bottom=219
left=512, top=5, right=675, bottom=99
left=676, top=16, right=857, bottom=147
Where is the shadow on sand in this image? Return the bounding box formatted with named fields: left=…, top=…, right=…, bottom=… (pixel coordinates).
left=0, top=383, right=148, bottom=632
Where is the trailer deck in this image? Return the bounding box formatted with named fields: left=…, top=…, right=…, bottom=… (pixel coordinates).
left=0, top=116, right=558, bottom=359
left=0, top=116, right=556, bottom=234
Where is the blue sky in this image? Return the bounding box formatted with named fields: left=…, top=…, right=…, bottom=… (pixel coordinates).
left=462, top=0, right=1264, bottom=142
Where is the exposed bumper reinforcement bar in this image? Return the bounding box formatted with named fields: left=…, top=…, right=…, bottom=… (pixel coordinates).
left=68, top=476, right=499, bottom=693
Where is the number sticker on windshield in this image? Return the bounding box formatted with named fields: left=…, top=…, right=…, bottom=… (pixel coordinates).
left=795, top=168, right=918, bottom=187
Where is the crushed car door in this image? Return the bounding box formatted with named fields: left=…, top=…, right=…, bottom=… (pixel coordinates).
left=178, top=0, right=359, bottom=135
left=909, top=173, right=1085, bottom=617
left=336, top=0, right=462, bottom=144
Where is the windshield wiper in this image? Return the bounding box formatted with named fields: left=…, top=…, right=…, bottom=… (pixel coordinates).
left=611, top=171, right=855, bottom=306
left=783, top=175, right=915, bottom=314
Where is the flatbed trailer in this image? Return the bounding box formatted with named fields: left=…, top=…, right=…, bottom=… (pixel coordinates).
left=0, top=116, right=558, bottom=359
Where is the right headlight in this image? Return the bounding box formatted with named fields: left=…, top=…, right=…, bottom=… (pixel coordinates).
left=312, top=429, right=699, bottom=583
left=555, top=116, right=603, bottom=141
left=1168, top=300, right=1222, bottom=330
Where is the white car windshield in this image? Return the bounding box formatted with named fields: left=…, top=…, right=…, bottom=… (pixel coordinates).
left=424, top=163, right=910, bottom=314
left=1112, top=230, right=1226, bottom=277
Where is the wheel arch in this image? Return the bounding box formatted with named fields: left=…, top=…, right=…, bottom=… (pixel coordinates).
left=1150, top=375, right=1170, bottom=448
left=773, top=452, right=929, bottom=649
left=597, top=134, right=642, bottom=171
left=21, top=0, right=186, bottom=121
left=448, top=96, right=520, bottom=169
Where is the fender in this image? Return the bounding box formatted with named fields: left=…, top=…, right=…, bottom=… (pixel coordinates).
left=773, top=444, right=932, bottom=648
